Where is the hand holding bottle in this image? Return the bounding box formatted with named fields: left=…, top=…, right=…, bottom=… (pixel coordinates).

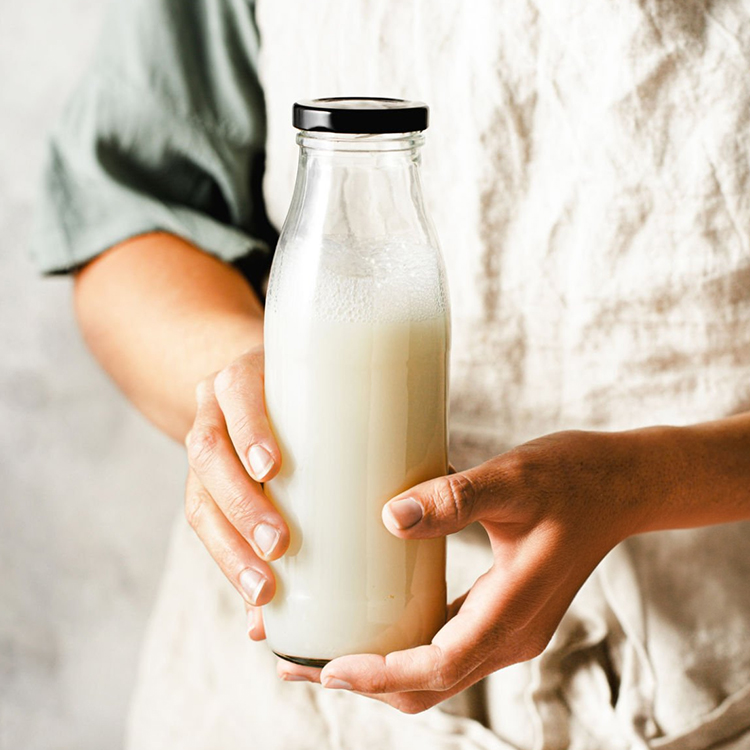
left=276, top=428, right=661, bottom=712
left=184, top=346, right=289, bottom=629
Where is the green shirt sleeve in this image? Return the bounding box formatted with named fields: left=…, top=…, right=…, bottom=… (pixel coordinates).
left=31, top=0, right=274, bottom=281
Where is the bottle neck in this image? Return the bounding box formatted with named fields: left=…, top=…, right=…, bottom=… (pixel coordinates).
left=297, top=130, right=425, bottom=154
left=285, top=131, right=434, bottom=245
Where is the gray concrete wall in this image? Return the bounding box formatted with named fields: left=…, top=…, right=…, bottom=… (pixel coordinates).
left=1, top=2, right=182, bottom=747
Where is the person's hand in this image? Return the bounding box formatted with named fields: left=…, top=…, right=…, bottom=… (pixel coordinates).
left=184, top=346, right=288, bottom=634
left=277, top=429, right=653, bottom=713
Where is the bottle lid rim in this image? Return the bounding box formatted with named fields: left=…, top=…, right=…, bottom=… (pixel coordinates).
left=293, top=97, right=429, bottom=134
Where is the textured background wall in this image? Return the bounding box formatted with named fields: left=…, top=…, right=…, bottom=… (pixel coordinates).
left=0, top=2, right=182, bottom=747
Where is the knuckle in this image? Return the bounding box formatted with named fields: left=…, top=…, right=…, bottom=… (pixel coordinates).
left=213, top=362, right=245, bottom=395
left=516, top=634, right=549, bottom=664
left=394, top=695, right=431, bottom=715
left=530, top=630, right=553, bottom=659
left=222, top=487, right=257, bottom=529
left=395, top=646, right=459, bottom=692
left=503, top=439, right=564, bottom=494
left=368, top=669, right=391, bottom=695
left=527, top=641, right=546, bottom=661
left=186, top=425, right=222, bottom=472
left=430, top=651, right=460, bottom=692
left=184, top=484, right=208, bottom=530
left=500, top=448, right=532, bottom=488
left=432, top=473, right=476, bottom=526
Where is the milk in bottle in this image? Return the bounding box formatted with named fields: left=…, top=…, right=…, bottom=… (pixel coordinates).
left=263, top=99, right=449, bottom=666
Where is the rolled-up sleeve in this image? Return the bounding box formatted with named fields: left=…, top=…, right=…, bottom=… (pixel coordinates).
left=32, top=0, right=273, bottom=277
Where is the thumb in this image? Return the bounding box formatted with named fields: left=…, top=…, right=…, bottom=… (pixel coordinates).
left=382, top=472, right=481, bottom=538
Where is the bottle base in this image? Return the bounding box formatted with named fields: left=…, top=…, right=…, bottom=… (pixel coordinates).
left=273, top=651, right=331, bottom=669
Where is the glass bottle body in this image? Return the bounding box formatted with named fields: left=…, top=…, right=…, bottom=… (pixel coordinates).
left=263, top=131, right=449, bottom=664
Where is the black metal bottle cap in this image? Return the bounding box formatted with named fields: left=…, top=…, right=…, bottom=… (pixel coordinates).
left=293, top=97, right=429, bottom=134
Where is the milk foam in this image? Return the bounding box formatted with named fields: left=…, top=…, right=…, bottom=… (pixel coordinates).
left=267, top=236, right=448, bottom=324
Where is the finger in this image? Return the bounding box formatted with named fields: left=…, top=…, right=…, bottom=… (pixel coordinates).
left=187, top=377, right=289, bottom=561
left=382, top=450, right=530, bottom=539
left=319, top=568, right=504, bottom=694
left=245, top=604, right=266, bottom=641
left=349, top=576, right=580, bottom=713
left=275, top=591, right=471, bottom=688
left=213, top=348, right=281, bottom=483
left=185, top=468, right=275, bottom=606
left=276, top=573, right=564, bottom=710
left=347, top=657, right=496, bottom=714
left=290, top=587, right=504, bottom=713
left=276, top=591, right=472, bottom=692
left=376, top=563, right=590, bottom=713
left=381, top=469, right=482, bottom=538
left=319, top=536, right=571, bottom=697
left=276, top=660, right=322, bottom=684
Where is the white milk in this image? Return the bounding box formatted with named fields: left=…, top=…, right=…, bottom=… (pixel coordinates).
left=263, top=239, right=449, bottom=662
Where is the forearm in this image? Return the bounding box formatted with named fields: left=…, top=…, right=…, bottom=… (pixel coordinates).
left=73, top=232, right=265, bottom=442
left=630, top=413, right=750, bottom=532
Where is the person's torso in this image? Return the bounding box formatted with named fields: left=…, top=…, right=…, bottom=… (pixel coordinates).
left=256, top=0, right=750, bottom=469
left=253, top=4, right=750, bottom=746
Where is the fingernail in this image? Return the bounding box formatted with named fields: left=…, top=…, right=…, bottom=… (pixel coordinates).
left=386, top=497, right=423, bottom=529
left=322, top=676, right=352, bottom=690
left=239, top=568, right=267, bottom=605
left=246, top=608, right=256, bottom=637
left=254, top=523, right=280, bottom=559
left=248, top=445, right=274, bottom=481
left=281, top=673, right=311, bottom=682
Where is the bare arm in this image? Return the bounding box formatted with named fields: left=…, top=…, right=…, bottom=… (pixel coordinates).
left=636, top=415, right=750, bottom=531
left=75, top=231, right=287, bottom=617
left=73, top=231, right=265, bottom=441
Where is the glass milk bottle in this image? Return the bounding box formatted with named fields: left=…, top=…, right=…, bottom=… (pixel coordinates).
left=263, top=98, right=449, bottom=667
